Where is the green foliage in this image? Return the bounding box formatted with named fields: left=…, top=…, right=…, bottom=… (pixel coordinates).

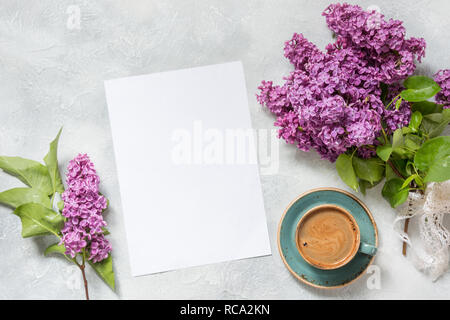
left=404, top=134, right=422, bottom=151
left=392, top=128, right=404, bottom=149
left=395, top=97, right=403, bottom=110
left=0, top=187, right=51, bottom=209
left=400, top=76, right=441, bottom=102
left=88, top=255, right=115, bottom=290
left=412, top=101, right=443, bottom=115
left=352, top=157, right=384, bottom=185
left=14, top=203, right=64, bottom=238
left=0, top=157, right=53, bottom=195
left=409, top=111, right=423, bottom=132
left=44, top=242, right=80, bottom=266
left=376, top=144, right=392, bottom=161
left=336, top=74, right=449, bottom=208
left=57, top=200, right=64, bottom=212
left=382, top=178, right=410, bottom=208
left=414, top=136, right=450, bottom=182
left=0, top=128, right=115, bottom=293
left=45, top=242, right=67, bottom=256
left=44, top=128, right=65, bottom=195
left=336, top=153, right=385, bottom=191
left=420, top=109, right=450, bottom=138
left=401, top=174, right=423, bottom=189
left=336, top=154, right=358, bottom=191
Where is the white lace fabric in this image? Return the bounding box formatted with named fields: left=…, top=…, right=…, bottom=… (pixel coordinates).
left=394, top=180, right=450, bottom=280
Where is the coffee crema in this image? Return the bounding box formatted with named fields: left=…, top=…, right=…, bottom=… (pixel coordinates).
left=296, top=205, right=359, bottom=269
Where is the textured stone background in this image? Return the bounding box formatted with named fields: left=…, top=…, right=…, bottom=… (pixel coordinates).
left=1, top=0, right=450, bottom=299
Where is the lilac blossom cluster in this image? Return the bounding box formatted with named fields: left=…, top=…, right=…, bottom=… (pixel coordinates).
left=60, top=154, right=112, bottom=263
left=434, top=69, right=450, bottom=108
left=257, top=3, right=426, bottom=161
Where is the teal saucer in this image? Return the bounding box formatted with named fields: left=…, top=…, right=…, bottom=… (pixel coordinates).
left=277, top=188, right=378, bottom=289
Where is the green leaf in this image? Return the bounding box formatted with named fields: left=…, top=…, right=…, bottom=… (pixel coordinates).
left=44, top=242, right=66, bottom=256
left=395, top=97, right=403, bottom=110
left=57, top=200, right=64, bottom=212
left=391, top=147, right=413, bottom=159
left=401, top=127, right=412, bottom=134
left=88, top=254, right=115, bottom=290
left=391, top=128, right=414, bottom=159
left=359, top=178, right=382, bottom=195
left=336, top=154, right=358, bottom=191
left=352, top=156, right=384, bottom=184
left=401, top=174, right=418, bottom=189
left=386, top=163, right=397, bottom=180
left=405, top=161, right=415, bottom=176
left=47, top=240, right=116, bottom=291
left=424, top=157, right=450, bottom=183
left=414, top=136, right=450, bottom=183
left=44, top=242, right=78, bottom=265
left=408, top=111, right=423, bottom=132
left=376, top=144, right=392, bottom=162
left=391, top=159, right=409, bottom=177
left=404, top=134, right=422, bottom=151
left=359, top=180, right=368, bottom=195
left=43, top=128, right=65, bottom=195
left=382, top=178, right=410, bottom=208
left=392, top=128, right=404, bottom=149
left=420, top=109, right=450, bottom=138
left=414, top=136, right=450, bottom=172
left=13, top=203, right=64, bottom=238
left=415, top=175, right=424, bottom=188
left=0, top=157, right=52, bottom=195
left=400, top=76, right=441, bottom=102
left=0, top=187, right=51, bottom=209
left=412, top=101, right=443, bottom=115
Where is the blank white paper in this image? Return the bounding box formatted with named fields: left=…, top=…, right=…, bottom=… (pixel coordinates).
left=105, top=61, right=271, bottom=276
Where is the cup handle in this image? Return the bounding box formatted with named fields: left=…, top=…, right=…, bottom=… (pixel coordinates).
left=359, top=242, right=377, bottom=256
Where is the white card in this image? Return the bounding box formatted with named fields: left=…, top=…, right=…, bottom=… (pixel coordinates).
left=105, top=61, right=271, bottom=276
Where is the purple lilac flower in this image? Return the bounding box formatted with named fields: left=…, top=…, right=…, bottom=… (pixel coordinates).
left=257, top=3, right=424, bottom=161
left=60, top=154, right=112, bottom=263
left=434, top=69, right=450, bottom=108
left=323, top=3, right=426, bottom=84
left=357, top=146, right=377, bottom=159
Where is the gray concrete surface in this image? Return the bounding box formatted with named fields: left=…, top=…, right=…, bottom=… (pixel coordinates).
left=1, top=0, right=450, bottom=299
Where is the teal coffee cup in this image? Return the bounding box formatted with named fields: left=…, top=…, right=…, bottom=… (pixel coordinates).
left=295, top=204, right=377, bottom=270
